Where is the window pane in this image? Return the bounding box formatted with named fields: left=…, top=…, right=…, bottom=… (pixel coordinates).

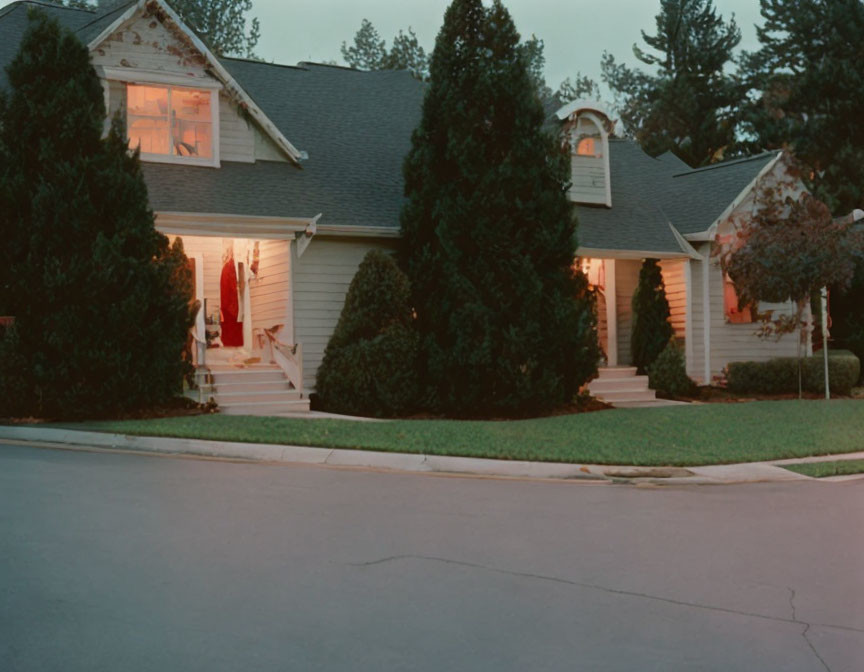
left=171, top=89, right=212, bottom=158
left=127, top=85, right=170, bottom=155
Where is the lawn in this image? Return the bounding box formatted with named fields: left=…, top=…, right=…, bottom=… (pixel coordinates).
left=75, top=399, right=864, bottom=467
left=780, top=459, right=864, bottom=478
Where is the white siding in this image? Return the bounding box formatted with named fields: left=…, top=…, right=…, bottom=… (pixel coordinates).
left=170, top=235, right=223, bottom=322
left=254, top=125, right=289, bottom=162
left=614, top=259, right=641, bottom=366
left=293, top=238, right=397, bottom=391
left=249, top=240, right=292, bottom=333
left=659, top=259, right=687, bottom=340
left=220, top=95, right=255, bottom=163
left=569, top=155, right=607, bottom=204
left=91, top=12, right=209, bottom=78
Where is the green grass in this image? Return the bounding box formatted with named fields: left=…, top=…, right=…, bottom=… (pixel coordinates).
left=781, top=459, right=864, bottom=478
left=65, top=399, right=864, bottom=467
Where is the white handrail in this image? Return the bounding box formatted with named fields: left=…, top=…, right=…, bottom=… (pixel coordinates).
left=263, top=325, right=304, bottom=393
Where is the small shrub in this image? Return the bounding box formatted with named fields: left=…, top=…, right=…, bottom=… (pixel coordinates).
left=631, top=259, right=674, bottom=374
left=315, top=250, right=419, bottom=417
left=726, top=351, right=861, bottom=396
left=648, top=341, right=697, bottom=398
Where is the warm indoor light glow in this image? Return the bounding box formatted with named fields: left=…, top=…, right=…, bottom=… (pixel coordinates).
left=576, top=137, right=596, bottom=156
left=127, top=84, right=213, bottom=160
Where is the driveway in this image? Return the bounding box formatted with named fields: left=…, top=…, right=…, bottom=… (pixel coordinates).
left=1, top=443, right=862, bottom=671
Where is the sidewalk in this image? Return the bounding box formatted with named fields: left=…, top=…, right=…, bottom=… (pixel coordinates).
left=1, top=424, right=862, bottom=486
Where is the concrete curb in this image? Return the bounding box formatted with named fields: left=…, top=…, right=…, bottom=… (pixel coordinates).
left=1, top=425, right=860, bottom=485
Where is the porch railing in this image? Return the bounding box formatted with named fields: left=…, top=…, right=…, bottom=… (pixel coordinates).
left=263, top=325, right=304, bottom=394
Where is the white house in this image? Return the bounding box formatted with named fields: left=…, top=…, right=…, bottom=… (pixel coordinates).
left=0, top=0, right=803, bottom=412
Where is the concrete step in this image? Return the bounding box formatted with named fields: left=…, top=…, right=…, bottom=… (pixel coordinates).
left=593, top=388, right=657, bottom=403
left=588, top=376, right=649, bottom=393
left=596, top=367, right=638, bottom=379
left=214, top=390, right=303, bottom=405
left=211, top=368, right=287, bottom=385
left=220, top=399, right=311, bottom=416
left=214, top=380, right=293, bottom=394
left=613, top=399, right=688, bottom=408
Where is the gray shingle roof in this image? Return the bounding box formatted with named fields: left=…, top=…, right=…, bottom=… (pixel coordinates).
left=0, top=1, right=781, bottom=246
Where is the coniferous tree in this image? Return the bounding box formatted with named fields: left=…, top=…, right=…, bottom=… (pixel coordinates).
left=739, top=0, right=864, bottom=215
left=315, top=251, right=419, bottom=417
left=602, top=0, right=743, bottom=166
left=630, top=259, right=674, bottom=374
left=400, top=0, right=600, bottom=416
left=341, top=19, right=430, bottom=80
left=0, top=11, right=195, bottom=419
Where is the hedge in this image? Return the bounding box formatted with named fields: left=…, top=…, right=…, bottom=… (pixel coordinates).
left=726, top=351, right=861, bottom=396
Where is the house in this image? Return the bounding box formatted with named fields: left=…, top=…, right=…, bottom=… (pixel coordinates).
left=0, top=0, right=802, bottom=412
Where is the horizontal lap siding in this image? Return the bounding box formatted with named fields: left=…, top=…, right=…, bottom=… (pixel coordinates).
left=615, top=259, right=641, bottom=366
left=220, top=95, right=254, bottom=163
left=293, top=238, right=398, bottom=391
left=659, top=260, right=687, bottom=340
left=250, top=240, right=291, bottom=333
left=171, top=235, right=222, bottom=322
left=707, top=247, right=797, bottom=375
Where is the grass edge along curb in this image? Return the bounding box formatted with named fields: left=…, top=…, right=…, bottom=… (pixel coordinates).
left=780, top=459, right=864, bottom=478
left=65, top=399, right=864, bottom=468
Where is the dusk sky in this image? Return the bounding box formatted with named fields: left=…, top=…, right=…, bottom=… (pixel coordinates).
left=1, top=0, right=767, bottom=92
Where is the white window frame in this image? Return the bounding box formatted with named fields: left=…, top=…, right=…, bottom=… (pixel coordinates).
left=125, top=81, right=221, bottom=168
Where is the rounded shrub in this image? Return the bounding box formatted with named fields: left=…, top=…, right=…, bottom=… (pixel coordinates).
left=648, top=341, right=698, bottom=398
left=726, top=351, right=860, bottom=396
left=315, top=250, right=419, bottom=417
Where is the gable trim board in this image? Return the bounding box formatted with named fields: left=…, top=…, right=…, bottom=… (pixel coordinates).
left=87, top=0, right=304, bottom=167
left=682, top=152, right=783, bottom=242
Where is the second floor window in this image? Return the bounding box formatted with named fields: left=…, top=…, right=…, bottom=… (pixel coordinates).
left=127, top=84, right=214, bottom=163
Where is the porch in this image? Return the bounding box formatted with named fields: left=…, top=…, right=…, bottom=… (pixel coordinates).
left=169, top=231, right=309, bottom=414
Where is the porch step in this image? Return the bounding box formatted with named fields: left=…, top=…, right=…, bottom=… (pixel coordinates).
left=214, top=389, right=303, bottom=405
left=588, top=375, right=649, bottom=393
left=596, top=366, right=638, bottom=379
left=587, top=367, right=658, bottom=407
left=205, top=364, right=310, bottom=415
left=220, top=399, right=311, bottom=415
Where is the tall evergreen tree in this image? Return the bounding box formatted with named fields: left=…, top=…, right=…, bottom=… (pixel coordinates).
left=601, top=0, right=743, bottom=166
left=739, top=0, right=864, bottom=215
left=341, top=19, right=430, bottom=80
left=0, top=11, right=195, bottom=419
left=630, top=259, right=674, bottom=374
left=400, top=0, right=600, bottom=415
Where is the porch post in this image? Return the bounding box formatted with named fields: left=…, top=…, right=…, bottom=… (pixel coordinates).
left=684, top=259, right=694, bottom=377
left=702, top=250, right=712, bottom=385
left=605, top=259, right=618, bottom=367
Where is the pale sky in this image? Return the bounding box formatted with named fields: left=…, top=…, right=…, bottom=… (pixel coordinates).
left=3, top=0, right=766, bottom=91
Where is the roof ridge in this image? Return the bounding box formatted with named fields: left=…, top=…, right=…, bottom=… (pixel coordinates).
left=0, top=0, right=96, bottom=19
left=672, top=151, right=780, bottom=177
left=221, top=56, right=310, bottom=72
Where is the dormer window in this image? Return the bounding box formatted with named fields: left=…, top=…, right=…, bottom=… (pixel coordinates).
left=127, top=84, right=218, bottom=167
left=576, top=136, right=601, bottom=158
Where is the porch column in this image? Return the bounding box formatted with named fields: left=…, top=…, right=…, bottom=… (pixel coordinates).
left=605, top=259, right=618, bottom=366
left=702, top=251, right=712, bottom=384
left=684, top=259, right=694, bottom=377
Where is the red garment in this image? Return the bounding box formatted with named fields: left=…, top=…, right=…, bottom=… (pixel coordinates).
left=220, top=258, right=243, bottom=346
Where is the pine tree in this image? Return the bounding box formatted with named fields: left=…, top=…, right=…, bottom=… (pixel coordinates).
left=630, top=260, right=674, bottom=374
left=400, top=0, right=600, bottom=416
left=341, top=19, right=430, bottom=80
left=0, top=10, right=195, bottom=419
left=602, top=0, right=743, bottom=166
left=739, top=0, right=864, bottom=215
left=315, top=251, right=419, bottom=417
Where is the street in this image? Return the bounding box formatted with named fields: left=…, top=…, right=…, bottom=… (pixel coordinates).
left=1, top=442, right=862, bottom=671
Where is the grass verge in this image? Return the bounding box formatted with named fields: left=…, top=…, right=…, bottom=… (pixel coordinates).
left=780, top=459, right=864, bottom=478
left=64, top=399, right=864, bottom=467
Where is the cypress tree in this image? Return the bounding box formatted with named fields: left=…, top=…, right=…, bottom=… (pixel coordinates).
left=0, top=10, right=195, bottom=419
left=315, top=251, right=419, bottom=417
left=400, top=0, right=599, bottom=416
left=630, top=259, right=674, bottom=374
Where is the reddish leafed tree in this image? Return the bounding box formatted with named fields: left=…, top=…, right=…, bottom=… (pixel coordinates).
left=717, top=167, right=862, bottom=393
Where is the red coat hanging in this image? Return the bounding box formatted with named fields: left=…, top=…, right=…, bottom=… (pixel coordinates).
left=220, top=257, right=244, bottom=347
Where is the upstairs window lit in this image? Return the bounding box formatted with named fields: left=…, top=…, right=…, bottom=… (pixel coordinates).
left=576, top=136, right=602, bottom=158
left=127, top=84, right=216, bottom=165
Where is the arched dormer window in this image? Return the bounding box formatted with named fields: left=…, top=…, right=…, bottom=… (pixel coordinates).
left=558, top=105, right=612, bottom=207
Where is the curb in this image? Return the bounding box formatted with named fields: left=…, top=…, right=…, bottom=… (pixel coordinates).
left=0, top=425, right=857, bottom=485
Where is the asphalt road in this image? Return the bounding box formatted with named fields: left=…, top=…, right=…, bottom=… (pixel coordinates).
left=1, top=442, right=862, bottom=671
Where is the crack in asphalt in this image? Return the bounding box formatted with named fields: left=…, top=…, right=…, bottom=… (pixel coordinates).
left=789, top=587, right=832, bottom=672
left=349, top=555, right=863, bottom=637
